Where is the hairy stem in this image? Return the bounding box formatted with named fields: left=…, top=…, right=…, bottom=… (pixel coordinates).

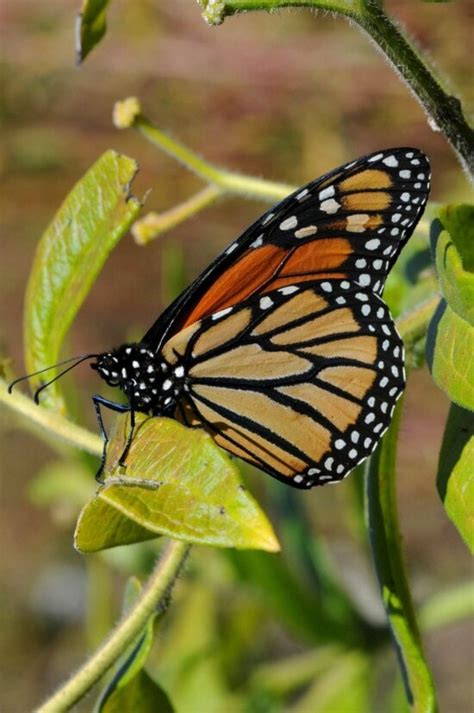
left=132, top=185, right=223, bottom=245
left=0, top=379, right=102, bottom=456
left=35, top=540, right=190, bottom=713
left=357, top=3, right=473, bottom=177
left=205, top=0, right=473, bottom=176
left=135, top=114, right=293, bottom=200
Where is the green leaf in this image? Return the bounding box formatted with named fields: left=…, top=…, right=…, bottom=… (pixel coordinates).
left=76, top=0, right=111, bottom=65
left=432, top=205, right=474, bottom=324
left=75, top=495, right=159, bottom=551
left=99, top=671, right=174, bottom=713
left=24, top=150, right=141, bottom=413
left=427, top=205, right=474, bottom=409
left=96, top=577, right=175, bottom=713
left=427, top=300, right=474, bottom=410
left=436, top=403, right=474, bottom=552
left=366, top=401, right=437, bottom=711
left=288, top=650, right=370, bottom=713
left=420, top=581, right=474, bottom=631
left=75, top=414, right=279, bottom=553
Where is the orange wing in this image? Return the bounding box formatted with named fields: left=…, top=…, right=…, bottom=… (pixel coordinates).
left=142, top=148, right=430, bottom=351
left=160, top=279, right=405, bottom=488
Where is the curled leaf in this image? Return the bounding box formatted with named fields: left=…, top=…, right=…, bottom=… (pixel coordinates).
left=427, top=205, right=474, bottom=410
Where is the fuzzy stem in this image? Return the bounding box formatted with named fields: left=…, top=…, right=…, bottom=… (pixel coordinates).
left=132, top=185, right=222, bottom=245
left=207, top=0, right=473, bottom=176
left=35, top=540, right=190, bottom=713
left=0, top=379, right=102, bottom=456
left=357, top=3, right=473, bottom=176
left=134, top=114, right=294, bottom=201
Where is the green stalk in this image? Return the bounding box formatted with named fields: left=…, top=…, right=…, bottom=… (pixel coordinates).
left=202, top=0, right=473, bottom=176
left=35, top=540, right=190, bottom=713
left=0, top=379, right=101, bottom=456
left=134, top=114, right=294, bottom=201
left=357, top=2, right=473, bottom=176
left=365, top=401, right=437, bottom=712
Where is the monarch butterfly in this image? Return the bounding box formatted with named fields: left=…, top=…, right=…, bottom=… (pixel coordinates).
left=11, top=148, right=430, bottom=488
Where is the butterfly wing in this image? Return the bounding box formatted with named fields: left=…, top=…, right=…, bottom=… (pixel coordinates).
left=159, top=279, right=405, bottom=488
left=143, top=147, right=430, bottom=352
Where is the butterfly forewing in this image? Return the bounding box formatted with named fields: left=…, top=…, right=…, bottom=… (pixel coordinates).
left=161, top=280, right=405, bottom=488
left=143, top=148, right=430, bottom=351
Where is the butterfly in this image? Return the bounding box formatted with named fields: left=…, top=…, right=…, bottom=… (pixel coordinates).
left=11, top=148, right=430, bottom=488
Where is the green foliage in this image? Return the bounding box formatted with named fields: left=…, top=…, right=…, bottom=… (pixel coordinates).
left=366, top=402, right=436, bottom=712
left=23, top=150, right=141, bottom=412
left=75, top=414, right=280, bottom=552
left=4, top=2, right=472, bottom=712
left=96, top=577, right=175, bottom=713
left=437, top=404, right=474, bottom=552
left=76, top=0, right=111, bottom=64
left=427, top=205, right=474, bottom=410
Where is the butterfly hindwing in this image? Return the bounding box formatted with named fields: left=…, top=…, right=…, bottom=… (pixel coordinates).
left=161, top=279, right=405, bottom=488
left=143, top=147, right=430, bottom=351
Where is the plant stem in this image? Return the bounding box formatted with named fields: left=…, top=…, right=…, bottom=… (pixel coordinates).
left=132, top=185, right=222, bottom=245
left=134, top=114, right=294, bottom=201
left=357, top=3, right=474, bottom=177
left=208, top=0, right=473, bottom=176
left=35, top=540, right=191, bottom=713
left=365, top=401, right=437, bottom=711
left=0, top=379, right=102, bottom=456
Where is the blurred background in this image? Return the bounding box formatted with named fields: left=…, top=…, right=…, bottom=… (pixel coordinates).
left=0, top=1, right=472, bottom=711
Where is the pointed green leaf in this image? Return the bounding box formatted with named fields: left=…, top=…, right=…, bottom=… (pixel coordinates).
left=99, top=670, right=174, bottom=713
left=427, top=205, right=474, bottom=409
left=24, top=150, right=141, bottom=413
left=437, top=404, right=474, bottom=552
left=76, top=0, right=110, bottom=65
left=96, top=577, right=174, bottom=713
left=75, top=495, right=159, bottom=552
left=76, top=414, right=279, bottom=552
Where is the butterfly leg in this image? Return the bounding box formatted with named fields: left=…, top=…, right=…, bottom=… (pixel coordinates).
left=118, top=405, right=136, bottom=469
left=92, top=395, right=130, bottom=482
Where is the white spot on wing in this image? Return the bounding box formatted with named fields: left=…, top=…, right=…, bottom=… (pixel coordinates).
left=365, top=238, right=380, bottom=250
left=319, top=186, right=335, bottom=200
left=259, top=296, right=274, bottom=310
left=250, top=234, right=264, bottom=248
left=320, top=198, right=340, bottom=214
left=212, top=307, right=233, bottom=320
left=296, top=188, right=309, bottom=201
left=383, top=155, right=398, bottom=167
left=280, top=216, right=298, bottom=231
left=278, top=285, right=299, bottom=295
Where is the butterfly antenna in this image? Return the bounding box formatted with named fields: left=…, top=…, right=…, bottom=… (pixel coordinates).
left=31, top=354, right=99, bottom=404
left=8, top=354, right=98, bottom=395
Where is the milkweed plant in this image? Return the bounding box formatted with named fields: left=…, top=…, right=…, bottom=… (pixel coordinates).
left=1, top=2, right=472, bottom=712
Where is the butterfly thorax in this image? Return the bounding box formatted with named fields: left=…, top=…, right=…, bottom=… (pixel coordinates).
left=91, top=343, right=184, bottom=416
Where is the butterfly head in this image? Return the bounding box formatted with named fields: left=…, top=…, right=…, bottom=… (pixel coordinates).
left=91, top=343, right=182, bottom=415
